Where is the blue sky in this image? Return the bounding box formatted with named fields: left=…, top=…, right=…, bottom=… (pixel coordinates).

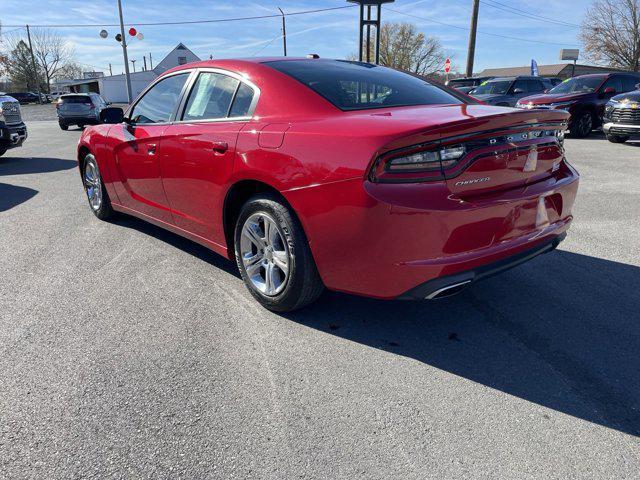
left=0, top=0, right=592, bottom=75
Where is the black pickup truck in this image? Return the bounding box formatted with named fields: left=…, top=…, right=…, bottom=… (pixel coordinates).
left=0, top=93, right=28, bottom=157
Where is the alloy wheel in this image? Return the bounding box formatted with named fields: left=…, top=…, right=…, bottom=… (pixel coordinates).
left=239, top=212, right=290, bottom=296
left=84, top=159, right=102, bottom=211
left=578, top=113, right=592, bottom=136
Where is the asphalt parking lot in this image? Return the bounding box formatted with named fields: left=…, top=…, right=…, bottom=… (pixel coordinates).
left=1, top=119, right=639, bottom=479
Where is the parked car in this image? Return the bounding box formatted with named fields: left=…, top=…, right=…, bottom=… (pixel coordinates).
left=603, top=88, right=640, bottom=143
left=468, top=76, right=553, bottom=107
left=515, top=73, right=640, bottom=137
left=5, top=92, right=40, bottom=104
left=0, top=92, right=28, bottom=157
left=77, top=58, right=579, bottom=311
left=446, top=76, right=494, bottom=94
left=57, top=93, right=108, bottom=130
left=30, top=91, right=50, bottom=103
left=50, top=91, right=67, bottom=101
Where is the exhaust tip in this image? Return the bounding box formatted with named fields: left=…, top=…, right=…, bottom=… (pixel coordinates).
left=425, top=280, right=472, bottom=300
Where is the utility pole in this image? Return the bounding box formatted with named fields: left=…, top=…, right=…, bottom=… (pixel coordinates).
left=25, top=25, right=43, bottom=104
left=130, top=59, right=136, bottom=72
left=143, top=56, right=147, bottom=71
left=109, top=63, right=113, bottom=76
left=149, top=52, right=153, bottom=69
left=465, top=0, right=480, bottom=78
left=277, top=7, right=287, bottom=56
left=117, top=0, right=133, bottom=103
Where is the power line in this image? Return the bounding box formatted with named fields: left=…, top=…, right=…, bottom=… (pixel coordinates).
left=0, top=26, right=26, bottom=37
left=1, top=5, right=356, bottom=28
left=387, top=7, right=580, bottom=47
left=481, top=0, right=581, bottom=29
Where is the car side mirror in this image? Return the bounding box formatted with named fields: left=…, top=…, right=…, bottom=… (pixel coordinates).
left=604, top=87, right=616, bottom=95
left=100, top=107, right=125, bottom=124
left=513, top=88, right=524, bottom=94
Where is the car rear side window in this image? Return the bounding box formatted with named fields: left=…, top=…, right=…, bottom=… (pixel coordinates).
left=129, top=73, right=189, bottom=124
left=265, top=59, right=462, bottom=111
left=229, top=83, right=255, bottom=117
left=182, top=72, right=240, bottom=121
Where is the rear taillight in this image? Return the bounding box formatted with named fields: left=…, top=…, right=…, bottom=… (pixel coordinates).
left=369, top=127, right=566, bottom=184
left=370, top=145, right=466, bottom=183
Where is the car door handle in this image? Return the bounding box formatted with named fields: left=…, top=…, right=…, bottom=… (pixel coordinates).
left=212, top=141, right=228, bottom=154
left=147, top=143, right=157, bottom=155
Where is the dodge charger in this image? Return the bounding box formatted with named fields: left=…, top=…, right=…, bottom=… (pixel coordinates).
left=77, top=57, right=579, bottom=311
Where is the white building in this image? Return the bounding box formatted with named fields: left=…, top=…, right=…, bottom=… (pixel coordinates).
left=67, top=43, right=200, bottom=103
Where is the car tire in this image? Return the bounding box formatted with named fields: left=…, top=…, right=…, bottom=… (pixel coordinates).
left=82, top=153, right=114, bottom=220
left=606, top=134, right=629, bottom=143
left=570, top=111, right=594, bottom=138
left=234, top=194, right=324, bottom=312
left=59, top=123, right=68, bottom=131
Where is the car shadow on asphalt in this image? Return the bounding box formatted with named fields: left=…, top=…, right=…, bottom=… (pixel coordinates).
left=283, top=249, right=640, bottom=437
left=0, top=183, right=38, bottom=212
left=0, top=156, right=77, bottom=175
left=111, top=215, right=240, bottom=278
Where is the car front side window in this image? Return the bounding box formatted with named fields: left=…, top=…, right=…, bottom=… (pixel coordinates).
left=129, top=73, right=190, bottom=124
left=511, top=80, right=528, bottom=93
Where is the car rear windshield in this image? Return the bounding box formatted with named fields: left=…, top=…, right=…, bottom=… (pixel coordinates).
left=471, top=80, right=512, bottom=95
left=265, top=60, right=463, bottom=111
left=60, top=96, right=92, bottom=104
left=549, top=76, right=605, bottom=94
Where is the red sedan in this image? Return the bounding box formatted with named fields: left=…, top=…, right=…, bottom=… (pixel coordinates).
left=77, top=58, right=579, bottom=311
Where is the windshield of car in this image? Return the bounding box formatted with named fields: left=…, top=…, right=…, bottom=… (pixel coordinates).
left=549, top=76, right=604, bottom=94
left=265, top=60, right=464, bottom=111
left=470, top=80, right=512, bottom=95
left=59, top=95, right=92, bottom=104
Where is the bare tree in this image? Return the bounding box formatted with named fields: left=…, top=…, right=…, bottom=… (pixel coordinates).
left=580, top=0, right=640, bottom=71
left=377, top=23, right=446, bottom=76
left=54, top=62, right=83, bottom=81
left=2, top=28, right=76, bottom=92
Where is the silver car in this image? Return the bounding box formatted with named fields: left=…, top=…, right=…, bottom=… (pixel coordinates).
left=57, top=93, right=108, bottom=130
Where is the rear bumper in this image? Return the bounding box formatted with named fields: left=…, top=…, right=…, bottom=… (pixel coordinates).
left=58, top=115, right=99, bottom=125
left=602, top=122, right=640, bottom=137
left=0, top=122, right=28, bottom=149
left=285, top=162, right=579, bottom=299
left=398, top=232, right=565, bottom=299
